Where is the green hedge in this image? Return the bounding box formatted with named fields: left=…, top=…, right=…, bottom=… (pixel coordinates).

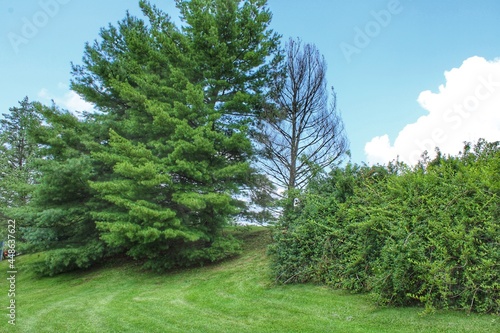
left=270, top=140, right=500, bottom=313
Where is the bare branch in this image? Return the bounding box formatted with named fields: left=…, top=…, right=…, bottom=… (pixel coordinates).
left=259, top=38, right=349, bottom=192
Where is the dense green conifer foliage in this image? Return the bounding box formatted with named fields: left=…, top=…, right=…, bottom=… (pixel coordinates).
left=9, top=105, right=108, bottom=275
left=4, top=0, right=280, bottom=274
left=68, top=0, right=279, bottom=271
left=0, top=97, right=41, bottom=214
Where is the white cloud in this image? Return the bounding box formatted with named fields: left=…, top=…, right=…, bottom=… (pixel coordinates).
left=38, top=83, right=94, bottom=114
left=365, top=56, right=500, bottom=165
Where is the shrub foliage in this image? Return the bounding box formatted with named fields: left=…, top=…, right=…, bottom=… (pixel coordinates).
left=270, top=140, right=500, bottom=313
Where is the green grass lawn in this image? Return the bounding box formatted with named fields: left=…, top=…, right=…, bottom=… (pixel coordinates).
left=0, top=227, right=498, bottom=332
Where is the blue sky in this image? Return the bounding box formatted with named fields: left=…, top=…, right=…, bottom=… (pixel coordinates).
left=1, top=0, right=500, bottom=164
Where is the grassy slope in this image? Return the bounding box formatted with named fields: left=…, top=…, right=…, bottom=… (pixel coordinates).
left=0, top=228, right=498, bottom=333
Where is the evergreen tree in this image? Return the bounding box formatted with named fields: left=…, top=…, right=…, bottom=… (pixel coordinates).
left=70, top=0, right=281, bottom=269
left=13, top=104, right=108, bottom=275
left=0, top=97, right=42, bottom=247
left=0, top=97, right=41, bottom=212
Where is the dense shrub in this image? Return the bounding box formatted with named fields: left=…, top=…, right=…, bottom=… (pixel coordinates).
left=270, top=140, right=500, bottom=313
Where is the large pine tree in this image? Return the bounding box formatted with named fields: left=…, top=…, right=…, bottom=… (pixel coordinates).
left=70, top=0, right=281, bottom=270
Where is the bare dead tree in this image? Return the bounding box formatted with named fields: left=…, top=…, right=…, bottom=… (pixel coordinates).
left=259, top=38, right=349, bottom=193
